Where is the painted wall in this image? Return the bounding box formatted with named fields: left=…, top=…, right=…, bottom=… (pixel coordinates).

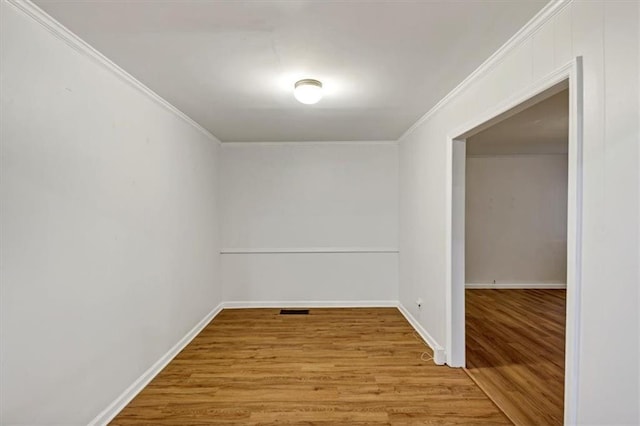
left=399, top=1, right=638, bottom=423
left=0, top=2, right=222, bottom=424
left=220, top=142, right=398, bottom=302
left=465, top=154, right=568, bottom=285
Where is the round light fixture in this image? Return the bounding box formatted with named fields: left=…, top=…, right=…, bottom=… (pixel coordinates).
left=294, top=79, right=323, bottom=104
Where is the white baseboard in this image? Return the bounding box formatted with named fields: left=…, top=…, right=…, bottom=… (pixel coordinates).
left=396, top=303, right=446, bottom=365
left=88, top=303, right=225, bottom=426
left=89, top=299, right=445, bottom=424
left=222, top=300, right=398, bottom=308
left=465, top=282, right=567, bottom=289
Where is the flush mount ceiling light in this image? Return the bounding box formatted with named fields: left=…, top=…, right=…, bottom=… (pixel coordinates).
left=294, top=79, right=323, bottom=104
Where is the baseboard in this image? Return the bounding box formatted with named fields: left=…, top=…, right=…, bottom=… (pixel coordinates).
left=465, top=283, right=567, bottom=289
left=88, top=299, right=439, bottom=424
left=88, top=303, right=225, bottom=426
left=222, top=300, right=398, bottom=308
left=396, top=303, right=446, bottom=365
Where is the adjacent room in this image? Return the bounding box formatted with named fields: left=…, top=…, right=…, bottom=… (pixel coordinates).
left=1, top=0, right=638, bottom=425
left=464, top=89, right=569, bottom=425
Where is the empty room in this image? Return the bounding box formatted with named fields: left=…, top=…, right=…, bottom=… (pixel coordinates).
left=1, top=1, right=638, bottom=425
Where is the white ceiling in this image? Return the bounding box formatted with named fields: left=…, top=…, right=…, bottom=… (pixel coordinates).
left=34, top=0, right=548, bottom=142
left=467, top=89, right=569, bottom=155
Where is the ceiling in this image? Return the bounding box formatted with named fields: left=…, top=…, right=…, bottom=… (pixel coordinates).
left=467, top=89, right=569, bottom=155
left=35, top=0, right=548, bottom=142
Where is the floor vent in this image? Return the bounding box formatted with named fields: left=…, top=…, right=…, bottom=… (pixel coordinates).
left=280, top=309, right=309, bottom=315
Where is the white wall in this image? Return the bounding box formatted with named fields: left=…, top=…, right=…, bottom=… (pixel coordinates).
left=0, top=2, right=222, bottom=424
left=220, top=142, right=398, bottom=302
left=465, top=154, right=568, bottom=285
left=399, top=1, right=639, bottom=423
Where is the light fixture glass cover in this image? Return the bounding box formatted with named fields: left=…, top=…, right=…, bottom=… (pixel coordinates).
left=294, top=79, right=323, bottom=104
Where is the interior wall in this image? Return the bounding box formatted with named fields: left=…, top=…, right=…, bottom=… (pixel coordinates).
left=465, top=154, right=568, bottom=286
left=0, top=3, right=222, bottom=424
left=220, top=142, right=398, bottom=302
left=398, top=1, right=639, bottom=423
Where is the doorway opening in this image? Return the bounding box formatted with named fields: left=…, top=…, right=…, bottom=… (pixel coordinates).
left=445, top=58, right=583, bottom=425
left=464, top=88, right=568, bottom=425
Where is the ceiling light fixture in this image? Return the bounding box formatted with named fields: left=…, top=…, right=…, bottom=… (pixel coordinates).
left=294, top=79, right=323, bottom=104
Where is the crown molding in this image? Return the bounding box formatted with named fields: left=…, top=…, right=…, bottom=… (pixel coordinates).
left=5, top=0, right=221, bottom=145
left=399, top=0, right=573, bottom=142
left=7, top=0, right=571, bottom=146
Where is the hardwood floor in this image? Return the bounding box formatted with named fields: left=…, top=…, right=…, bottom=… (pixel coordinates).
left=112, top=308, right=509, bottom=425
left=465, top=289, right=566, bottom=426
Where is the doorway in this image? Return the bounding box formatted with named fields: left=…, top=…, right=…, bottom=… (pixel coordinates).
left=445, top=58, right=583, bottom=425
left=464, top=88, right=569, bottom=424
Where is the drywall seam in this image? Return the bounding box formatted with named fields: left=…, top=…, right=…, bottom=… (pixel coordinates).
left=221, top=140, right=398, bottom=145
left=220, top=247, right=399, bottom=254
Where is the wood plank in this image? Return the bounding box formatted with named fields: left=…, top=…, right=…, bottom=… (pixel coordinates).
left=111, top=308, right=509, bottom=425
left=465, top=289, right=565, bottom=425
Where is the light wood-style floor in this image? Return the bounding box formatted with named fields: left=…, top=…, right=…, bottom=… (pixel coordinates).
left=465, top=289, right=566, bottom=426
left=112, top=308, right=508, bottom=425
